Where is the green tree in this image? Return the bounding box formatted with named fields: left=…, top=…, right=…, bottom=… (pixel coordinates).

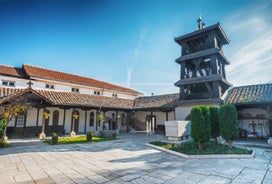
left=219, top=104, right=238, bottom=149
left=190, top=106, right=210, bottom=151
left=209, top=106, right=220, bottom=146
left=0, top=104, right=28, bottom=142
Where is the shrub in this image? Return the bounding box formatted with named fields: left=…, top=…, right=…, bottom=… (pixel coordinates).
left=190, top=106, right=210, bottom=151
left=0, top=129, right=3, bottom=140
left=219, top=104, right=238, bottom=149
left=209, top=106, right=220, bottom=146
left=51, top=133, right=58, bottom=144
left=86, top=131, right=93, bottom=142
left=112, top=132, right=117, bottom=139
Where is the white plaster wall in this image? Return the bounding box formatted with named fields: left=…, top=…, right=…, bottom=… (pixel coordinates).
left=238, top=119, right=269, bottom=138
left=26, top=108, right=37, bottom=126
left=133, top=111, right=148, bottom=130
left=153, top=112, right=167, bottom=126
left=1, top=74, right=138, bottom=99
left=175, top=106, right=192, bottom=120
left=118, top=93, right=137, bottom=99
left=168, top=111, right=175, bottom=121
left=103, top=91, right=113, bottom=97
left=1, top=76, right=28, bottom=88
left=80, top=88, right=94, bottom=95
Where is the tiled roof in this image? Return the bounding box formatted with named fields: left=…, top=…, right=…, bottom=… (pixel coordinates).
left=0, top=87, right=26, bottom=100
left=174, top=23, right=229, bottom=45
left=134, top=93, right=179, bottom=110
left=0, top=65, right=26, bottom=78
left=0, top=87, right=134, bottom=110
left=224, top=83, right=272, bottom=105
left=22, top=64, right=141, bottom=95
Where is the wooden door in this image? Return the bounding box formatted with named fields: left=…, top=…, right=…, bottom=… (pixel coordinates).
left=14, top=114, right=26, bottom=136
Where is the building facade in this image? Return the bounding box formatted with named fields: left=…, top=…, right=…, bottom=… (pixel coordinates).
left=0, top=64, right=176, bottom=137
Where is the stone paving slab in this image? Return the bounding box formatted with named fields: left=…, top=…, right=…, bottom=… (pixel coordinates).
left=0, top=133, right=272, bottom=184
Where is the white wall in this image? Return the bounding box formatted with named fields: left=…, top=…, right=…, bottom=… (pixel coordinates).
left=133, top=111, right=175, bottom=130
left=1, top=76, right=28, bottom=88
left=238, top=119, right=269, bottom=138
left=175, top=106, right=192, bottom=120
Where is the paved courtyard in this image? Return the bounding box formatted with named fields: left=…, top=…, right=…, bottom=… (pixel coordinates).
left=0, top=133, right=272, bottom=184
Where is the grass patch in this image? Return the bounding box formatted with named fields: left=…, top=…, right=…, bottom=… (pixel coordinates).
left=149, top=141, right=252, bottom=155
left=0, top=142, right=11, bottom=148
left=45, top=135, right=116, bottom=145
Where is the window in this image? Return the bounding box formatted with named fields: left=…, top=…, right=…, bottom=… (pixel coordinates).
left=89, top=112, right=94, bottom=127
left=52, top=110, right=59, bottom=126
left=94, top=91, right=100, bottom=95
left=2, top=81, right=15, bottom=87
left=16, top=114, right=25, bottom=127
left=112, top=94, right=117, bottom=97
left=72, top=88, right=79, bottom=93
left=45, top=84, right=54, bottom=89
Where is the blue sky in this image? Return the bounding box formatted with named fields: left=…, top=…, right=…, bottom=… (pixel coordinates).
left=0, top=0, right=271, bottom=95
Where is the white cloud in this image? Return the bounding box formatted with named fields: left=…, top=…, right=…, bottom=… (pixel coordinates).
left=126, top=27, right=148, bottom=88
left=223, top=1, right=272, bottom=87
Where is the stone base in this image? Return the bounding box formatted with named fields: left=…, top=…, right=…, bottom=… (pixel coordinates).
left=167, top=136, right=181, bottom=141
left=39, top=132, right=46, bottom=140
left=4, top=136, right=8, bottom=142
left=267, top=137, right=272, bottom=144
left=70, top=131, right=76, bottom=137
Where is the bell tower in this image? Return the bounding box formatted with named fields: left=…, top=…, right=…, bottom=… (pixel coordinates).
left=174, top=17, right=232, bottom=106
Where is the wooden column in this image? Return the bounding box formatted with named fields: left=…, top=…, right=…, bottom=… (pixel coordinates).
left=166, top=111, right=169, bottom=121
left=116, top=110, right=118, bottom=130
left=180, top=62, right=186, bottom=79
left=84, top=109, right=87, bottom=134
left=96, top=110, right=99, bottom=131
left=63, top=109, right=66, bottom=128
left=36, top=107, right=40, bottom=127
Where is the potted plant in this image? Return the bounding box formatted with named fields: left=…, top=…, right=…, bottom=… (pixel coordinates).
left=43, top=112, right=50, bottom=119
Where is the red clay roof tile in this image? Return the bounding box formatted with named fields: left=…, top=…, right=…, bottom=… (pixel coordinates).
left=0, top=87, right=134, bottom=109
left=22, top=64, right=141, bottom=95
left=0, top=65, right=26, bottom=78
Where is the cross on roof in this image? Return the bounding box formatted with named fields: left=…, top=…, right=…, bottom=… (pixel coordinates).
left=27, top=80, right=33, bottom=88
left=197, top=15, right=205, bottom=30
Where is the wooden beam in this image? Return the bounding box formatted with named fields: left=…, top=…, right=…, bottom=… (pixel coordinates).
left=84, top=109, right=87, bottom=134
left=36, top=107, right=40, bottom=127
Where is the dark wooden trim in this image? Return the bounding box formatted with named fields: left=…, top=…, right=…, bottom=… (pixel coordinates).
left=84, top=109, right=87, bottom=134
left=63, top=109, right=66, bottom=128
left=116, top=110, right=118, bottom=129
left=36, top=107, right=40, bottom=126
left=166, top=111, right=168, bottom=121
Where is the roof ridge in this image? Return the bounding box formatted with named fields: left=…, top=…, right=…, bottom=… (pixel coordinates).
left=23, top=64, right=142, bottom=94
left=0, top=64, right=20, bottom=69
left=23, top=63, right=97, bottom=80
left=232, top=83, right=272, bottom=89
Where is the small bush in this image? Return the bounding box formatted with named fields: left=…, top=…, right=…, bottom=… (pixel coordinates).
left=51, top=133, right=58, bottom=144
left=112, top=132, right=117, bottom=139
left=86, top=132, right=93, bottom=142
left=0, top=129, right=3, bottom=139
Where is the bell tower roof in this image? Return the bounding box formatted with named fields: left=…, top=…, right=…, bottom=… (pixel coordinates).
left=174, top=23, right=229, bottom=46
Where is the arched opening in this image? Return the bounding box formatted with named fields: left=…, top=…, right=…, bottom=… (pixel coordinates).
left=52, top=110, right=59, bottom=126
left=89, top=112, right=94, bottom=127
left=44, top=109, right=50, bottom=126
